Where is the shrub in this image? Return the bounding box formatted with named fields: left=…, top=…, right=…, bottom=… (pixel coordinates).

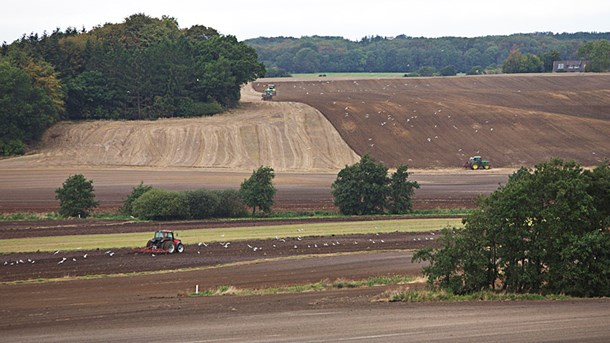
left=120, top=182, right=153, bottom=216
left=131, top=189, right=188, bottom=220
left=185, top=189, right=220, bottom=219
left=55, top=174, right=99, bottom=218
left=215, top=189, right=247, bottom=218
left=0, top=139, right=26, bottom=156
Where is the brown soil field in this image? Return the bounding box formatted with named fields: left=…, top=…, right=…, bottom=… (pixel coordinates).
left=255, top=73, right=610, bottom=168
left=0, top=167, right=509, bottom=212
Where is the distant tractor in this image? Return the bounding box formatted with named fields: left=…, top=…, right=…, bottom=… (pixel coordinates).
left=464, top=156, right=491, bottom=170
left=261, top=89, right=274, bottom=101
left=267, top=84, right=277, bottom=95
left=136, top=230, right=184, bottom=254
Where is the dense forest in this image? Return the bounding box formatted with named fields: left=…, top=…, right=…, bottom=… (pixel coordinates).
left=246, top=32, right=610, bottom=75
left=0, top=14, right=264, bottom=155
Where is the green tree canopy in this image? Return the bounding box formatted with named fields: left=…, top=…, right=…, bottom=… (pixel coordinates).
left=332, top=155, right=419, bottom=215
left=0, top=58, right=62, bottom=155
left=55, top=174, right=99, bottom=218
left=414, top=159, right=610, bottom=297
left=578, top=40, right=610, bottom=72
left=239, top=166, right=277, bottom=215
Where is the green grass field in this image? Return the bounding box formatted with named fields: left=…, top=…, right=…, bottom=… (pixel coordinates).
left=0, top=218, right=462, bottom=254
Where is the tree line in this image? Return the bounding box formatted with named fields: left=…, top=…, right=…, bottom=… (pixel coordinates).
left=0, top=14, right=265, bottom=155
left=246, top=32, right=610, bottom=76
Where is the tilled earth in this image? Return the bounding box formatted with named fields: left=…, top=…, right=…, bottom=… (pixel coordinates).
left=1, top=231, right=439, bottom=282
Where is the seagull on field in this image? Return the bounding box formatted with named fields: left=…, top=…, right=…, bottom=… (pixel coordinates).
left=58, top=258, right=66, bottom=264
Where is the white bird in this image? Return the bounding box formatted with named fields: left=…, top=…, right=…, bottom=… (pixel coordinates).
left=197, top=251, right=200, bottom=254
left=83, top=254, right=88, bottom=258
left=253, top=247, right=258, bottom=252
left=109, top=252, right=115, bottom=256
left=53, top=250, right=60, bottom=255
left=294, top=245, right=298, bottom=249
left=314, top=244, right=318, bottom=248
left=247, top=244, right=253, bottom=249
left=3, top=261, right=7, bottom=266
left=58, top=258, right=66, bottom=264
left=105, top=250, right=112, bottom=254
left=72, top=258, right=77, bottom=261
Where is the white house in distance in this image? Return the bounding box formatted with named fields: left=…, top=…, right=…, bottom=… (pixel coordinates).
left=553, top=60, right=588, bottom=72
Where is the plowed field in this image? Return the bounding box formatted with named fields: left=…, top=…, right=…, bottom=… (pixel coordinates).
left=255, top=73, right=610, bottom=168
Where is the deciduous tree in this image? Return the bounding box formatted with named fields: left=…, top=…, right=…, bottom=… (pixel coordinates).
left=55, top=174, right=99, bottom=218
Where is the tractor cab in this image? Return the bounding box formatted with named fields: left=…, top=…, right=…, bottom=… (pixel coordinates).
left=153, top=230, right=173, bottom=241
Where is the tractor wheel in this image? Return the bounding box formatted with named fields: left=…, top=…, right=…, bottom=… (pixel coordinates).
left=484, top=165, right=490, bottom=170
left=472, top=163, right=479, bottom=170
left=146, top=240, right=154, bottom=249
left=163, top=241, right=176, bottom=254
left=176, top=243, right=184, bottom=253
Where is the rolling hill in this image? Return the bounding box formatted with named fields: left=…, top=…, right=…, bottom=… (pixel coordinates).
left=255, top=73, right=610, bottom=168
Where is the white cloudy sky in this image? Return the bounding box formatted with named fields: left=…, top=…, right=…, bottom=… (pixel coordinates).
left=2, top=0, right=610, bottom=43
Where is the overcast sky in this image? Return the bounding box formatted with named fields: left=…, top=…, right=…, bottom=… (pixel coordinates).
left=2, top=0, right=610, bottom=44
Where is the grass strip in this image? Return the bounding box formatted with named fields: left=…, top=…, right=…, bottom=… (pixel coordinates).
left=192, top=275, right=418, bottom=297
left=0, top=218, right=462, bottom=254
left=381, top=289, right=573, bottom=302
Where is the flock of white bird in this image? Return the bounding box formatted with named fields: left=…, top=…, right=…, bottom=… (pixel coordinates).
left=3, top=231, right=438, bottom=268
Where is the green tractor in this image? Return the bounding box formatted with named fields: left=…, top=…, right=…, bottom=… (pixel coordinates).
left=464, top=156, right=491, bottom=170
left=261, top=89, right=273, bottom=101
left=267, top=84, right=277, bottom=95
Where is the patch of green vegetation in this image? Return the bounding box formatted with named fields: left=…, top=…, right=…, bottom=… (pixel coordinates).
left=410, top=209, right=472, bottom=217
left=384, top=290, right=573, bottom=302
left=192, top=275, right=416, bottom=297
left=0, top=212, right=139, bottom=221
left=0, top=212, right=60, bottom=221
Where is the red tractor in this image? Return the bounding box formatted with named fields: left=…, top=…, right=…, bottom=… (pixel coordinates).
left=136, top=230, right=184, bottom=254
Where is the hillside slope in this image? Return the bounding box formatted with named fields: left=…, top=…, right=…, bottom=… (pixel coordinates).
left=4, top=93, right=359, bottom=172
left=256, top=73, right=610, bottom=168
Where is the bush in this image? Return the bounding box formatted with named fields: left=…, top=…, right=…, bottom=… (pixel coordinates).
left=215, top=189, right=247, bottom=218
left=0, top=139, right=26, bottom=156
left=120, top=182, right=153, bottom=216
left=131, top=189, right=188, bottom=220
left=55, top=174, right=99, bottom=218
left=185, top=189, right=220, bottom=219
left=439, top=65, right=457, bottom=76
